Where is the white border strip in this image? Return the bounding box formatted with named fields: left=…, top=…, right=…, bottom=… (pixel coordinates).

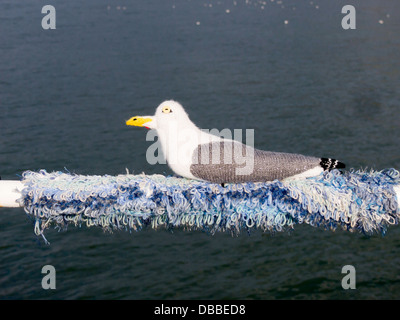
left=394, top=185, right=400, bottom=210
left=0, top=181, right=24, bottom=208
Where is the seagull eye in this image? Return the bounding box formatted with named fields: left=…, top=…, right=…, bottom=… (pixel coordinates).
left=162, top=106, right=172, bottom=114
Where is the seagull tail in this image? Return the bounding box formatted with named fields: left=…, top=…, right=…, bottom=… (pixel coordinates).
left=320, top=158, right=346, bottom=171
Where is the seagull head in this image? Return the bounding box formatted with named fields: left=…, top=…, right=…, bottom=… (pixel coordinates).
left=126, top=100, right=194, bottom=131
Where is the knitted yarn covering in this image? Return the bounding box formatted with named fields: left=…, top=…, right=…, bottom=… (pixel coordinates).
left=18, top=169, right=400, bottom=242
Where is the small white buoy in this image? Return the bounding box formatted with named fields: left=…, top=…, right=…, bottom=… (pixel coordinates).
left=284, top=20, right=289, bottom=25
left=378, top=19, right=384, bottom=24
left=196, top=21, right=201, bottom=26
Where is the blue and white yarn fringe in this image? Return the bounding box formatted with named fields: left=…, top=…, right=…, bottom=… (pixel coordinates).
left=18, top=168, right=400, bottom=242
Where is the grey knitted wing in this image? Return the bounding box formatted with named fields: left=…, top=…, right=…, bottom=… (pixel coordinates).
left=190, top=141, right=321, bottom=183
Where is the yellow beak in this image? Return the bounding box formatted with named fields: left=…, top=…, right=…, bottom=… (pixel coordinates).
left=126, top=116, right=153, bottom=127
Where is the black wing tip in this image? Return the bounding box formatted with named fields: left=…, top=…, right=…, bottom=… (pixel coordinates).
left=320, top=157, right=346, bottom=171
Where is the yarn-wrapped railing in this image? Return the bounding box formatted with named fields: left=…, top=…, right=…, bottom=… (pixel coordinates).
left=8, top=168, right=400, bottom=242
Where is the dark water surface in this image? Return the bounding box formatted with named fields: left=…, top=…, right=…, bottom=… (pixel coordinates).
left=1, top=0, right=400, bottom=299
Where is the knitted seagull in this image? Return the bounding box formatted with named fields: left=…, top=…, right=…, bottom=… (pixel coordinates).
left=126, top=100, right=345, bottom=184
